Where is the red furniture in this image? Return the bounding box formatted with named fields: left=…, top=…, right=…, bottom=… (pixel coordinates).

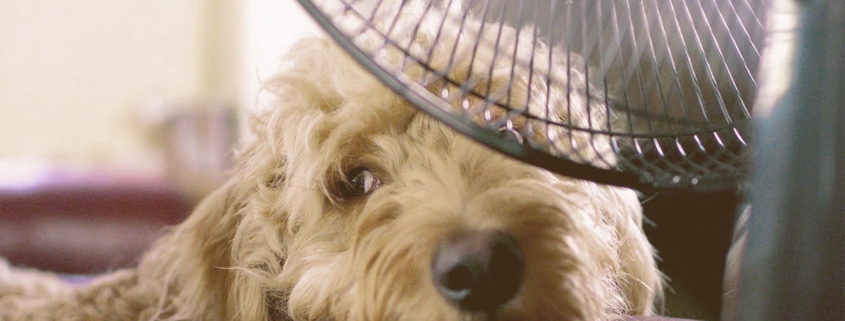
left=0, top=168, right=193, bottom=274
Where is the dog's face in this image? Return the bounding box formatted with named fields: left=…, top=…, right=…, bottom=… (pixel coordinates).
left=207, top=36, right=660, bottom=321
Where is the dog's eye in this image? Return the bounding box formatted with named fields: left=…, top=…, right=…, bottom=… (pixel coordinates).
left=338, top=168, right=382, bottom=199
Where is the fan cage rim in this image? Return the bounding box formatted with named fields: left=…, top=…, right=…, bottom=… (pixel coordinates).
left=295, top=0, right=756, bottom=193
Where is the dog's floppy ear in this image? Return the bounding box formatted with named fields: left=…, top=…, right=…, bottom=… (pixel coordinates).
left=139, top=179, right=242, bottom=320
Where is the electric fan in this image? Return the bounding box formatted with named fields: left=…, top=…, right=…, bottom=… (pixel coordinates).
left=296, top=0, right=768, bottom=192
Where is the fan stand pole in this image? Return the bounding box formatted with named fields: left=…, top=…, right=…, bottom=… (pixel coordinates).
left=735, top=0, right=844, bottom=320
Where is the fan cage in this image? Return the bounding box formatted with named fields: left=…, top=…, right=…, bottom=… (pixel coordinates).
left=297, top=0, right=768, bottom=192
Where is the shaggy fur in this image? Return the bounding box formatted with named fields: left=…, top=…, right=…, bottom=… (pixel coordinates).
left=0, top=1, right=662, bottom=320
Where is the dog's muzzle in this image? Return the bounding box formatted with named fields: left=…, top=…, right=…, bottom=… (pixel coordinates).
left=431, top=230, right=524, bottom=312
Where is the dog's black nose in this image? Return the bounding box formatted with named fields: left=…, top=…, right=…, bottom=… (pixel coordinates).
left=431, top=230, right=524, bottom=312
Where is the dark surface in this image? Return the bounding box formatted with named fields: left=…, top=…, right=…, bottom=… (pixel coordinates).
left=642, top=191, right=741, bottom=321
left=0, top=175, right=193, bottom=274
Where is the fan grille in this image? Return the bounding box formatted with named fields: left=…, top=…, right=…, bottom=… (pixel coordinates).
left=297, top=0, right=768, bottom=192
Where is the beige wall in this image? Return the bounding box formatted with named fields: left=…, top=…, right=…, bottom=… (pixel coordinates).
left=0, top=0, right=319, bottom=172
left=241, top=0, right=320, bottom=115
left=0, top=0, right=254, bottom=172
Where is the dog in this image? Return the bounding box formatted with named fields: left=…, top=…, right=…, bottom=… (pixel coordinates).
left=0, top=1, right=662, bottom=320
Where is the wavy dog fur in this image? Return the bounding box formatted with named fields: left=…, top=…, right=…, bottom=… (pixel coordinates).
left=0, top=1, right=662, bottom=320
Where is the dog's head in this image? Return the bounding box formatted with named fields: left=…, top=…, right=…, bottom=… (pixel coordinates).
left=230, top=43, right=658, bottom=321
left=151, top=2, right=661, bottom=320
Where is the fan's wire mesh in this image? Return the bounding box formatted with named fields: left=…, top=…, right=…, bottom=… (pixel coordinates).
left=297, top=0, right=769, bottom=192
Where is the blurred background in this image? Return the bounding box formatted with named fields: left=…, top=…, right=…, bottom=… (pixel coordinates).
left=0, top=0, right=318, bottom=290
left=0, top=1, right=737, bottom=320
left=1, top=0, right=319, bottom=187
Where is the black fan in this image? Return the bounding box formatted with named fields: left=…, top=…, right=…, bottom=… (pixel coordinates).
left=296, top=0, right=768, bottom=192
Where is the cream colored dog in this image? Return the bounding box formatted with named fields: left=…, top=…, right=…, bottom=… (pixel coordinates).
left=0, top=1, right=661, bottom=320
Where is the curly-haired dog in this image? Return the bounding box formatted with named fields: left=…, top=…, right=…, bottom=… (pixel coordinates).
left=0, top=1, right=662, bottom=320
